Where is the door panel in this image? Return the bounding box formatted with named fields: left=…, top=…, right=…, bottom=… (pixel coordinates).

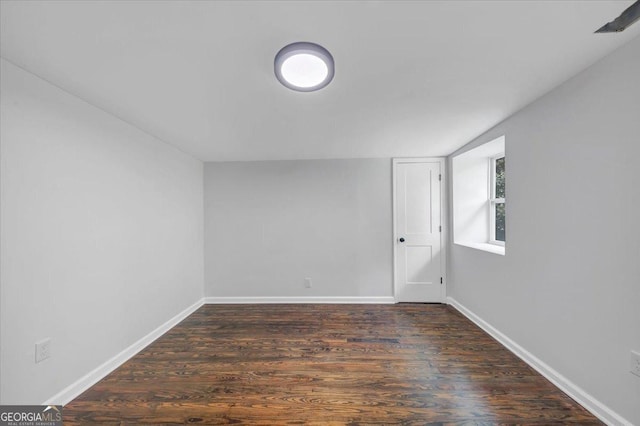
left=394, top=160, right=443, bottom=302
left=406, top=246, right=432, bottom=283
left=405, top=165, right=432, bottom=235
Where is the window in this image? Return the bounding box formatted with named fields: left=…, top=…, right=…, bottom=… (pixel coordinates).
left=489, top=155, right=505, bottom=245
left=452, top=135, right=505, bottom=255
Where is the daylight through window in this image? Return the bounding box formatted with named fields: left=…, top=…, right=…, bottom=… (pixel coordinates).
left=490, top=155, right=505, bottom=245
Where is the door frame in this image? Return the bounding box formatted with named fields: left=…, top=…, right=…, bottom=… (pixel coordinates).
left=392, top=157, right=448, bottom=303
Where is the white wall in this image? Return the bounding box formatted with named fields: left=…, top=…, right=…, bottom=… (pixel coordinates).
left=448, top=36, right=640, bottom=425
left=204, top=159, right=392, bottom=300
left=0, top=59, right=204, bottom=404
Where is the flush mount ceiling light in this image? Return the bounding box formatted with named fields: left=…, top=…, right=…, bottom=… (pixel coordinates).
left=274, top=42, right=334, bottom=92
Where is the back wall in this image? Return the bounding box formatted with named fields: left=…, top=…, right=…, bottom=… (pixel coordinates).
left=204, top=159, right=392, bottom=301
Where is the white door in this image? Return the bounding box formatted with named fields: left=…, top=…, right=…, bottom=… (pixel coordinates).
left=393, top=158, right=444, bottom=303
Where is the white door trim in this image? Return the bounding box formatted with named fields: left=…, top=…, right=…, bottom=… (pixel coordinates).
left=392, top=157, right=447, bottom=303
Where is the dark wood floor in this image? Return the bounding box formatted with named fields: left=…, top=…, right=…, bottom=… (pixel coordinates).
left=64, top=304, right=601, bottom=425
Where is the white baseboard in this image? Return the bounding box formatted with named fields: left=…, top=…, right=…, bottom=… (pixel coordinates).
left=44, top=298, right=204, bottom=406
left=48, top=294, right=623, bottom=424
left=446, top=297, right=631, bottom=426
left=204, top=296, right=396, bottom=304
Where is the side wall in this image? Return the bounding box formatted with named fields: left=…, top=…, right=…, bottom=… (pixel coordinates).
left=447, top=36, right=640, bottom=424
left=204, top=159, right=392, bottom=300
left=0, top=59, right=205, bottom=403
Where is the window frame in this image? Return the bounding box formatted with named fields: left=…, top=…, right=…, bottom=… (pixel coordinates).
left=489, top=153, right=505, bottom=246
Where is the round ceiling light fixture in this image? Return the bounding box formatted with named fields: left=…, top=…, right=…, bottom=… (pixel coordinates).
left=274, top=42, right=334, bottom=92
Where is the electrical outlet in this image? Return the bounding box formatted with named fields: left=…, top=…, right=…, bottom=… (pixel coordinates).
left=631, top=350, right=640, bottom=377
left=304, top=278, right=312, bottom=288
left=35, top=338, right=51, bottom=363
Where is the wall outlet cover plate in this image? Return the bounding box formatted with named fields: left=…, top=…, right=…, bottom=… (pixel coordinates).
left=631, top=350, right=640, bottom=377
left=35, top=338, right=51, bottom=363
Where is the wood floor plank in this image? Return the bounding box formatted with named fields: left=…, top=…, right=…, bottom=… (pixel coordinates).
left=63, top=304, right=601, bottom=424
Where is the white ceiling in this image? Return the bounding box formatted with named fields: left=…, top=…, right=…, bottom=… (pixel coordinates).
left=1, top=1, right=639, bottom=162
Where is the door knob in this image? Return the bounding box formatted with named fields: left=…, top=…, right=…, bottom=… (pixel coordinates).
left=399, top=238, right=405, bottom=243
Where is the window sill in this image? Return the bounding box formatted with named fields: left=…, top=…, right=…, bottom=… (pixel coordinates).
left=455, top=242, right=505, bottom=256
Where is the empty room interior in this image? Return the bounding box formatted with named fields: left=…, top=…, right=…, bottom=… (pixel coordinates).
left=1, top=0, right=640, bottom=424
